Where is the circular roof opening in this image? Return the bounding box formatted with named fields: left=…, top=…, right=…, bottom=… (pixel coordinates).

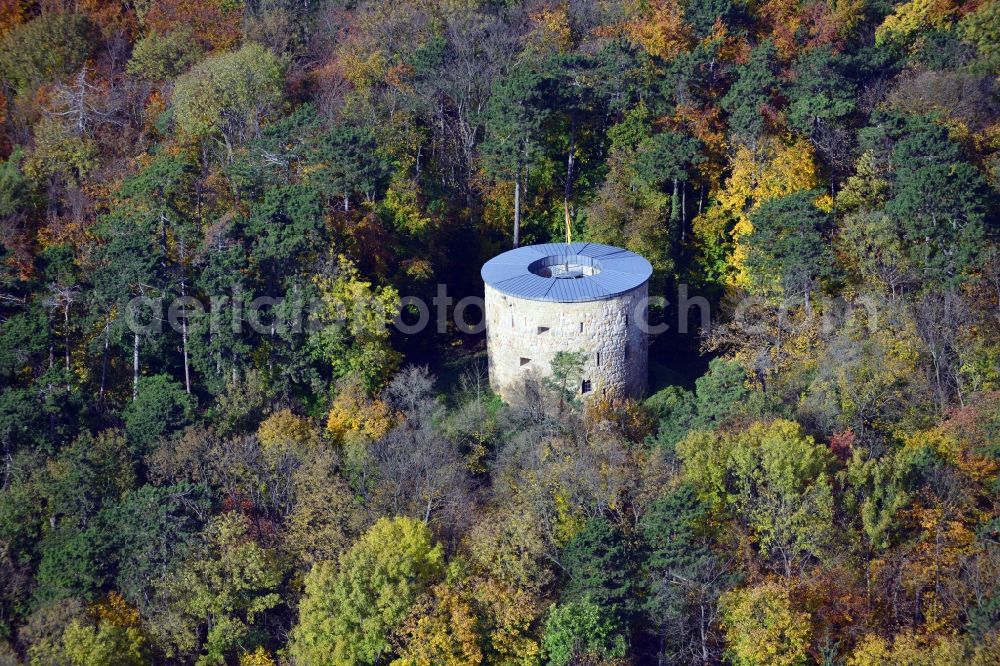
left=528, top=254, right=602, bottom=279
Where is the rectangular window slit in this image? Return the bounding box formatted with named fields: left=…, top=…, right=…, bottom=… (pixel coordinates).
left=581, top=379, right=592, bottom=394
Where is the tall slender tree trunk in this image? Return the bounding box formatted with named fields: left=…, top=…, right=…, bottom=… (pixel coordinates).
left=513, top=162, right=521, bottom=248
left=681, top=181, right=687, bottom=242
left=179, top=241, right=191, bottom=394
left=562, top=131, right=576, bottom=250
left=160, top=212, right=168, bottom=255
left=564, top=131, right=575, bottom=219
left=700, top=602, right=709, bottom=663
left=671, top=177, right=680, bottom=226
left=100, top=316, right=110, bottom=399
left=63, top=303, right=71, bottom=390
left=181, top=314, right=191, bottom=394
left=63, top=307, right=70, bottom=372
left=133, top=332, right=140, bottom=401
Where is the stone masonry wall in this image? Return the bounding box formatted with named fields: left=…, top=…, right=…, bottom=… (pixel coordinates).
left=484, top=283, right=648, bottom=403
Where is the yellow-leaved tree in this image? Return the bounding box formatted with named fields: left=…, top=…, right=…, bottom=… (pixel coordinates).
left=257, top=409, right=320, bottom=453
left=391, top=575, right=484, bottom=666
left=847, top=632, right=968, bottom=666
left=239, top=646, right=276, bottom=666
left=623, top=0, right=693, bottom=60
left=391, top=565, right=543, bottom=666
left=326, top=375, right=395, bottom=445
left=875, top=0, right=956, bottom=50
left=60, top=592, right=149, bottom=666
left=719, top=581, right=811, bottom=666
left=694, top=136, right=824, bottom=287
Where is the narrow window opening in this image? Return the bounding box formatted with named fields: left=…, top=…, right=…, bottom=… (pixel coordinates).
left=520, top=357, right=531, bottom=366
left=596, top=352, right=601, bottom=366
left=581, top=379, right=592, bottom=394
left=579, top=322, right=584, bottom=333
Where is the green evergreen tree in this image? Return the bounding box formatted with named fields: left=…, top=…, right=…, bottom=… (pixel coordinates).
left=721, top=42, right=778, bottom=144
left=745, top=189, right=833, bottom=308
left=481, top=65, right=552, bottom=246
left=561, top=517, right=638, bottom=626
left=641, top=484, right=735, bottom=665
left=306, top=125, right=391, bottom=212
left=693, top=358, right=750, bottom=428
left=785, top=45, right=856, bottom=136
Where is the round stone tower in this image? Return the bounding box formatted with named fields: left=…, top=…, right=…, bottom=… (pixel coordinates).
left=481, top=242, right=652, bottom=403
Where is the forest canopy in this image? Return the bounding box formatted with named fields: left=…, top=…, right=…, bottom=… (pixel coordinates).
left=0, top=0, right=998, bottom=664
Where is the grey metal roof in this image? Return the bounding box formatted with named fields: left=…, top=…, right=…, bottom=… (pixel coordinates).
left=481, top=242, right=652, bottom=302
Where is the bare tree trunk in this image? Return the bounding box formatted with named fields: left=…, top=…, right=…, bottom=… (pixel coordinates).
left=63, top=304, right=71, bottom=376
left=179, top=241, right=191, bottom=394
left=133, top=332, right=140, bottom=401
left=671, top=177, right=680, bottom=228
left=700, top=603, right=709, bottom=663
left=513, top=162, right=521, bottom=248
left=181, top=314, right=191, bottom=394
left=564, top=131, right=575, bottom=222
left=681, top=181, right=687, bottom=242
left=159, top=211, right=167, bottom=255
left=100, top=317, right=110, bottom=399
